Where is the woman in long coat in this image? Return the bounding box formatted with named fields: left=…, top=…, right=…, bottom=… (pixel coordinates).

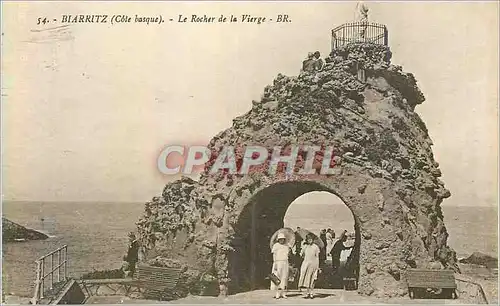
left=298, top=233, right=320, bottom=299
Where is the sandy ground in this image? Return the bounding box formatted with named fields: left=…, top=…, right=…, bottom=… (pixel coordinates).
left=457, top=264, right=498, bottom=303
left=3, top=287, right=490, bottom=305
left=85, top=289, right=469, bottom=304
left=5, top=263, right=496, bottom=305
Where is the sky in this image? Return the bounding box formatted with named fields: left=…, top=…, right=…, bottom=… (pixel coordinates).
left=2, top=1, right=498, bottom=207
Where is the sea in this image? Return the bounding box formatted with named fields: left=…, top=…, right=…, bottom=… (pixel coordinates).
left=2, top=201, right=498, bottom=297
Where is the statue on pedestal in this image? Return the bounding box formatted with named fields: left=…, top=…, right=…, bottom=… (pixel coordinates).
left=356, top=2, right=369, bottom=40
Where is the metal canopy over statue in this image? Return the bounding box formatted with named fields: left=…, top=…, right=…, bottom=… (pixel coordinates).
left=331, top=2, right=388, bottom=50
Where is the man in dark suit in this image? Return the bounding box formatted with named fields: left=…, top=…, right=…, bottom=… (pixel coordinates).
left=125, top=232, right=140, bottom=276
left=319, top=229, right=327, bottom=267
left=330, top=231, right=353, bottom=273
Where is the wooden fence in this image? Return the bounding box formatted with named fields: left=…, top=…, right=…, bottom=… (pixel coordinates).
left=331, top=22, right=388, bottom=50
left=31, top=245, right=68, bottom=304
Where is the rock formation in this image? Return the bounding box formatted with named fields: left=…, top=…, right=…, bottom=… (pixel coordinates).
left=134, top=42, right=458, bottom=298
left=2, top=217, right=48, bottom=242
left=459, top=252, right=498, bottom=269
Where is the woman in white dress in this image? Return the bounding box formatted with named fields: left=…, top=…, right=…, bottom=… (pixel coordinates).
left=298, top=233, right=320, bottom=299
left=271, top=233, right=291, bottom=299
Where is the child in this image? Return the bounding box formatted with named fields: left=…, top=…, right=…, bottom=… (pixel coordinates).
left=271, top=233, right=291, bottom=299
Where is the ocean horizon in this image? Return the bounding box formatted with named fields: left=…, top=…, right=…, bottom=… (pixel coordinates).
left=2, top=201, right=498, bottom=297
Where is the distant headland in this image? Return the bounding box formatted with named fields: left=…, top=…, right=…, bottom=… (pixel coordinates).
left=2, top=217, right=49, bottom=243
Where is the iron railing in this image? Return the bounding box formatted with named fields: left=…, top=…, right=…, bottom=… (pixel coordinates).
left=31, top=245, right=68, bottom=304
left=331, top=21, right=388, bottom=50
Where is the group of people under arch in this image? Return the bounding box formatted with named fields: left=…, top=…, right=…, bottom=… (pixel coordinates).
left=270, top=227, right=356, bottom=299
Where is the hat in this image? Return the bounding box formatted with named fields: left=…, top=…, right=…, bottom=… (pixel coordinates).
left=270, top=228, right=295, bottom=250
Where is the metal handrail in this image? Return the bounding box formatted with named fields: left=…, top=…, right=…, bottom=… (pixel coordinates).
left=31, top=245, right=68, bottom=305
left=38, top=245, right=67, bottom=260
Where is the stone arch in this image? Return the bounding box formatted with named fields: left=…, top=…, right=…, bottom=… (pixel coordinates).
left=227, top=179, right=361, bottom=293
left=217, top=167, right=397, bottom=293
left=136, top=43, right=459, bottom=299
left=211, top=163, right=431, bottom=297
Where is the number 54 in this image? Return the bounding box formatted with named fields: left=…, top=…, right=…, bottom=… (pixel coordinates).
left=37, top=17, right=48, bottom=25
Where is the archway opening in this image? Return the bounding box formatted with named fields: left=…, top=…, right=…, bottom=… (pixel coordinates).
left=284, top=191, right=356, bottom=240
left=228, top=181, right=361, bottom=294
left=284, top=191, right=357, bottom=290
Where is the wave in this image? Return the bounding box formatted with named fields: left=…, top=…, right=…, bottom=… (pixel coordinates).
left=32, top=229, right=57, bottom=238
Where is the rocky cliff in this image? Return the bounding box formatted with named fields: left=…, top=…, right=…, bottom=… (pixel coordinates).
left=134, top=42, right=458, bottom=298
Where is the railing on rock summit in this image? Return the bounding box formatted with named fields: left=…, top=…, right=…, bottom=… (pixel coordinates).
left=31, top=245, right=68, bottom=304
left=331, top=21, right=388, bottom=50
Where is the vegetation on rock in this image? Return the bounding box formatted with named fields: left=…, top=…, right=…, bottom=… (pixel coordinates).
left=133, top=42, right=457, bottom=299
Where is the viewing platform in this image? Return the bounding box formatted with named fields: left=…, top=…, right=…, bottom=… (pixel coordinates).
left=331, top=21, right=388, bottom=50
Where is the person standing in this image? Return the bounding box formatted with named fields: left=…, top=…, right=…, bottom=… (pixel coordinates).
left=340, top=233, right=354, bottom=262
left=326, top=229, right=335, bottom=255
left=294, top=227, right=303, bottom=255
left=313, top=51, right=325, bottom=71
left=293, top=227, right=304, bottom=270
left=330, top=231, right=352, bottom=273
left=319, top=229, right=327, bottom=267
left=298, top=233, right=321, bottom=299
left=271, top=233, right=291, bottom=299
left=302, top=53, right=315, bottom=72
left=125, top=232, right=139, bottom=276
